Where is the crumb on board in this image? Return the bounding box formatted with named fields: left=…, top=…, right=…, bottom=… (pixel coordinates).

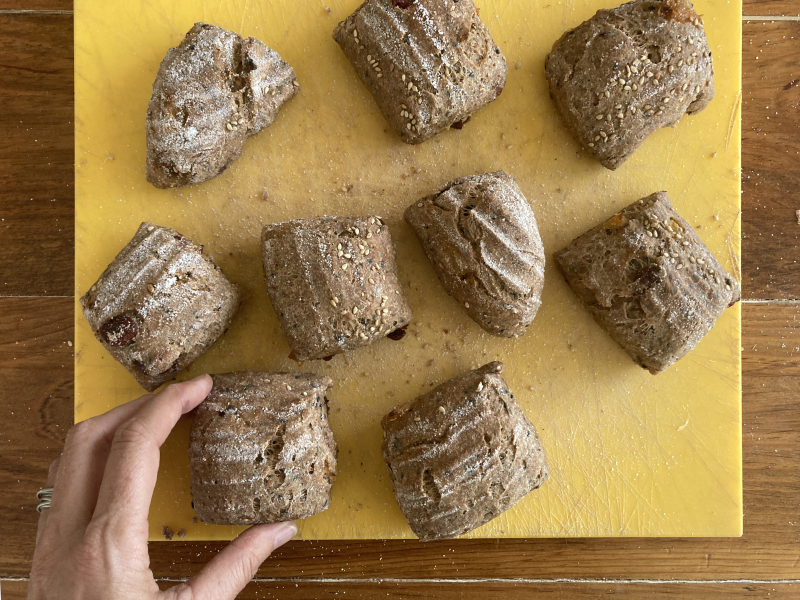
left=711, top=152, right=717, bottom=158
left=515, top=61, right=522, bottom=69
left=161, top=525, right=174, bottom=540
left=325, top=6, right=331, bottom=13
left=190, top=517, right=198, bottom=524
left=796, top=210, right=800, bottom=225
left=713, top=215, right=720, bottom=221
left=177, top=529, right=187, bottom=538
left=261, top=190, right=269, bottom=201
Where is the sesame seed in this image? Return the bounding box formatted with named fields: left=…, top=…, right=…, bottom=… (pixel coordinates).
left=369, top=278, right=375, bottom=284
left=669, top=65, right=675, bottom=73
left=382, top=308, right=388, bottom=314
left=678, top=59, right=684, bottom=67
left=619, top=79, right=626, bottom=85
left=367, top=54, right=372, bottom=61
left=653, top=230, right=658, bottom=237
left=671, top=258, right=676, bottom=264
left=477, top=382, right=484, bottom=391
left=631, top=65, right=639, bottom=74
left=418, top=97, right=422, bottom=104
left=663, top=98, right=670, bottom=103
left=633, top=83, right=639, bottom=90
left=286, top=385, right=292, bottom=391
left=353, top=307, right=359, bottom=314
left=726, top=284, right=731, bottom=291
left=690, top=257, right=696, bottom=263
left=639, top=76, right=646, bottom=85
left=656, top=110, right=663, bottom=115
left=715, top=277, right=720, bottom=284
left=617, top=112, right=624, bottom=119
left=595, top=136, right=600, bottom=141
left=646, top=230, right=653, bottom=237
left=682, top=241, right=690, bottom=246
left=407, top=123, right=412, bottom=130
left=438, top=406, right=446, bottom=414
left=367, top=232, right=373, bottom=239
left=377, top=73, right=382, bottom=78
left=330, top=299, right=337, bottom=307
left=465, top=302, right=470, bottom=308
left=624, top=85, right=632, bottom=91
left=147, top=284, right=155, bottom=293
left=147, top=226, right=155, bottom=231
left=698, top=259, right=706, bottom=264
left=599, top=131, right=607, bottom=138
left=605, top=90, right=610, bottom=98
left=226, top=123, right=233, bottom=130
left=588, top=142, right=595, bottom=147
left=342, top=264, right=348, bottom=270
left=615, top=104, right=622, bottom=109
left=646, top=72, right=653, bottom=78
left=355, top=227, right=360, bottom=235
left=360, top=333, right=368, bottom=340
left=671, top=253, right=679, bottom=258
left=408, top=82, right=413, bottom=90
left=606, top=114, right=612, bottom=121
left=412, top=85, right=418, bottom=92
left=417, top=202, right=423, bottom=207
left=610, top=80, right=618, bottom=86
left=596, top=114, right=604, bottom=120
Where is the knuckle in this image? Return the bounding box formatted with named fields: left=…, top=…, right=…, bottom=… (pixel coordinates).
left=65, top=418, right=99, bottom=445
left=112, top=417, right=154, bottom=449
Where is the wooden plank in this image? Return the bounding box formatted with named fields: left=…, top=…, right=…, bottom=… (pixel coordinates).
left=158, top=580, right=800, bottom=598
left=0, top=4, right=72, bottom=13
left=6, top=578, right=799, bottom=599
left=1, top=299, right=797, bottom=581
left=0, top=14, right=73, bottom=297
left=741, top=20, right=800, bottom=300
left=743, top=3, right=800, bottom=16
left=0, top=581, right=28, bottom=600
left=0, top=298, right=72, bottom=577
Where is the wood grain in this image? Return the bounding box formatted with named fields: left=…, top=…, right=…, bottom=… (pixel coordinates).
left=0, top=298, right=72, bottom=577
left=742, top=20, right=800, bottom=300
left=743, top=3, right=800, bottom=16
left=4, top=579, right=799, bottom=599
left=0, top=14, right=73, bottom=297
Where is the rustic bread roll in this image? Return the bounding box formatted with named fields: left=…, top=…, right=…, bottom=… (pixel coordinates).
left=555, top=191, right=740, bottom=374
left=80, top=223, right=240, bottom=392
left=381, top=361, right=549, bottom=541
left=190, top=372, right=337, bottom=524
left=545, top=0, right=714, bottom=170
left=332, top=0, right=506, bottom=144
left=405, top=171, right=545, bottom=337
left=146, top=23, right=299, bottom=188
left=261, top=215, right=413, bottom=361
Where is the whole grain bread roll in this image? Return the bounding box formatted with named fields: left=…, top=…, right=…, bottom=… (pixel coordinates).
left=190, top=371, right=337, bottom=524
left=545, top=0, right=714, bottom=170
left=261, top=215, right=413, bottom=361
left=146, top=23, right=299, bottom=188
left=333, top=0, right=506, bottom=144
left=80, top=223, right=240, bottom=392
left=405, top=171, right=545, bottom=337
left=555, top=191, right=740, bottom=374
left=381, top=362, right=549, bottom=541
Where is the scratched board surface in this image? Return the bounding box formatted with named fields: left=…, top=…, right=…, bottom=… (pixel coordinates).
left=74, top=0, right=742, bottom=540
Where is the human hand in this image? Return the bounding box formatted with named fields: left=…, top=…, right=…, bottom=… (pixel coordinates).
left=28, top=375, right=297, bottom=600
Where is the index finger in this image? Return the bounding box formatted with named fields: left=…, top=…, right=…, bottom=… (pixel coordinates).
left=91, top=374, right=213, bottom=536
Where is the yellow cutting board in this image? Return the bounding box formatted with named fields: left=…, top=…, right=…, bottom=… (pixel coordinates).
left=75, top=0, right=742, bottom=540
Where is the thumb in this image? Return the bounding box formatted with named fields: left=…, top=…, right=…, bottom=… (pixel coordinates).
left=177, top=522, right=297, bottom=600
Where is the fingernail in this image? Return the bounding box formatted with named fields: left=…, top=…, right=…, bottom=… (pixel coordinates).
left=189, top=374, right=210, bottom=382
left=273, top=523, right=297, bottom=549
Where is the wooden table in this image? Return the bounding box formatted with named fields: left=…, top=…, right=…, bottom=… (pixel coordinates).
left=0, top=1, right=798, bottom=597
